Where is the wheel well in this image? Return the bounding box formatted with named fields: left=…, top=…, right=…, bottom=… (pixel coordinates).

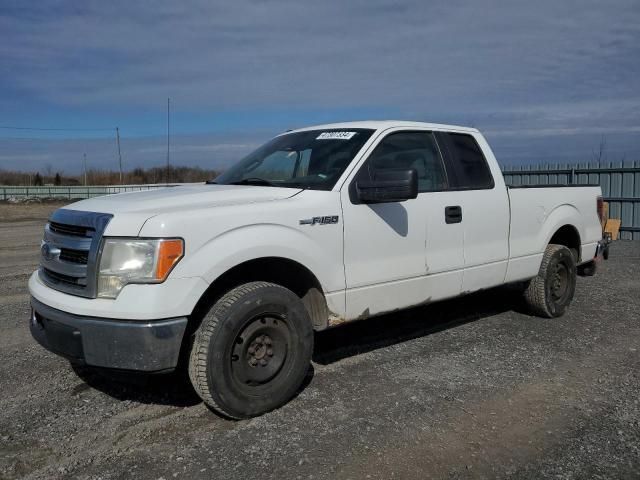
left=191, top=257, right=328, bottom=331
left=549, top=225, right=581, bottom=262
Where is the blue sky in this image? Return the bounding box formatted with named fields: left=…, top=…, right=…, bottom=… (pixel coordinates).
left=1, top=0, right=639, bottom=174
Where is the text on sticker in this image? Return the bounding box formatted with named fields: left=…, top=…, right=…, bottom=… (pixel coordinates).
left=316, top=132, right=357, bottom=140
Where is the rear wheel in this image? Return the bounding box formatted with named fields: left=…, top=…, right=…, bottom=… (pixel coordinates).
left=524, top=244, right=577, bottom=318
left=188, top=281, right=313, bottom=419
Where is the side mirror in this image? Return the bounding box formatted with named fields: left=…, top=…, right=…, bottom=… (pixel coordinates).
left=356, top=168, right=418, bottom=204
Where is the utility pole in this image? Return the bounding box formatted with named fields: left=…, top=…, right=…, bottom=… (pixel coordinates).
left=166, top=97, right=170, bottom=185
left=116, top=127, right=123, bottom=184
left=83, top=153, right=87, bottom=186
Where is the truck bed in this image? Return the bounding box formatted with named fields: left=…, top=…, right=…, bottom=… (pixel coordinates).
left=505, top=185, right=602, bottom=283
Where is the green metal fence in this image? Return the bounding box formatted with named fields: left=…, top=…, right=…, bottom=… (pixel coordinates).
left=4, top=167, right=640, bottom=240
left=501, top=161, right=640, bottom=240
left=0, top=184, right=180, bottom=202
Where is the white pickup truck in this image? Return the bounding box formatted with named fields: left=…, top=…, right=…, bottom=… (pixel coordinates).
left=29, top=121, right=608, bottom=418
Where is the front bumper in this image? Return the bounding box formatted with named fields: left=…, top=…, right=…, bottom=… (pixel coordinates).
left=29, top=271, right=209, bottom=321
left=30, top=297, right=188, bottom=372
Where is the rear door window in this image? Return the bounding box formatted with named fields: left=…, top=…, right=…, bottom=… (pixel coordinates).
left=436, top=133, right=494, bottom=190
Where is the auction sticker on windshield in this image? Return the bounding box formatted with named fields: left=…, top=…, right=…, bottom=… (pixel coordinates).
left=316, top=131, right=357, bottom=140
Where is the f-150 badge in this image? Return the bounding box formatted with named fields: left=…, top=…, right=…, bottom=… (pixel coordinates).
left=299, top=216, right=339, bottom=226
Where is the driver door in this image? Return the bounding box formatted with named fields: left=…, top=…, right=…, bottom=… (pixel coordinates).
left=340, top=129, right=465, bottom=320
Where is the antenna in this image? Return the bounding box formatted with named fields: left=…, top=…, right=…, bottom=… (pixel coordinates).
left=116, top=127, right=123, bottom=184
left=166, top=97, right=170, bottom=185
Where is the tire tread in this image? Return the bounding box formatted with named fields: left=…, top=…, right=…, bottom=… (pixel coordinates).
left=524, top=244, right=574, bottom=318
left=188, top=281, right=276, bottom=419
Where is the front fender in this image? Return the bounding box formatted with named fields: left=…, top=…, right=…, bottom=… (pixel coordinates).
left=175, top=223, right=345, bottom=295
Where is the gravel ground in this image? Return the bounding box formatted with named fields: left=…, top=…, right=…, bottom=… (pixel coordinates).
left=0, top=206, right=639, bottom=480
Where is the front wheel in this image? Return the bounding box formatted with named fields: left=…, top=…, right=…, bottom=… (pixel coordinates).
left=188, top=281, right=314, bottom=419
left=524, top=244, right=577, bottom=318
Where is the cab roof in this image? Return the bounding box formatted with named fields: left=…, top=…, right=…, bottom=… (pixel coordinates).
left=288, top=120, right=479, bottom=134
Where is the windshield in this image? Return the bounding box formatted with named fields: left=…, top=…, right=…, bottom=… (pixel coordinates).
left=213, top=128, right=374, bottom=190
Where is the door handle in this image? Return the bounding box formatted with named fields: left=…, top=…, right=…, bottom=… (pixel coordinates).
left=445, top=205, right=462, bottom=224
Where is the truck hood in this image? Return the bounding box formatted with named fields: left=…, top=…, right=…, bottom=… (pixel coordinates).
left=66, top=184, right=301, bottom=214
left=63, top=184, right=302, bottom=236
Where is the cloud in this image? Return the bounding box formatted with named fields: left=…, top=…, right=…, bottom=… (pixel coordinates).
left=3, top=0, right=639, bottom=109
left=0, top=132, right=264, bottom=173
left=0, top=0, right=639, bottom=170
left=136, top=143, right=258, bottom=155
left=486, top=126, right=640, bottom=138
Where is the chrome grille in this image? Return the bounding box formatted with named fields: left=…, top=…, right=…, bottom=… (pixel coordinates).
left=38, top=209, right=112, bottom=298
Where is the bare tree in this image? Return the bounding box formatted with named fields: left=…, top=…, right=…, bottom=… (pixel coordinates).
left=0, top=166, right=218, bottom=186
left=592, top=135, right=607, bottom=164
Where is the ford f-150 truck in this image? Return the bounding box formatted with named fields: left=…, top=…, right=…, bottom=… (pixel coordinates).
left=29, top=121, right=608, bottom=418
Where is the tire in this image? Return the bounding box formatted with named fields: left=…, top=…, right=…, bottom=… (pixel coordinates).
left=524, top=244, right=577, bottom=318
left=188, top=281, right=314, bottom=419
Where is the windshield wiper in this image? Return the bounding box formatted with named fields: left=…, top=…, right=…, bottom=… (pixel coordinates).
left=205, top=180, right=217, bottom=184
left=229, top=177, right=275, bottom=186
left=280, top=181, right=312, bottom=190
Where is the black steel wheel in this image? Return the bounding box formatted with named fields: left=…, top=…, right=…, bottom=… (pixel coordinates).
left=189, top=282, right=313, bottom=419
left=230, top=314, right=290, bottom=388
left=524, top=244, right=577, bottom=318
left=550, top=261, right=570, bottom=302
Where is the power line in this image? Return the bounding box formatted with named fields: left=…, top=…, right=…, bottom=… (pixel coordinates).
left=1, top=125, right=124, bottom=180
left=0, top=136, right=97, bottom=141
left=0, top=125, right=115, bottom=132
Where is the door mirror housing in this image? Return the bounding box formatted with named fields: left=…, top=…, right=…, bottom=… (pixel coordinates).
left=355, top=168, right=418, bottom=204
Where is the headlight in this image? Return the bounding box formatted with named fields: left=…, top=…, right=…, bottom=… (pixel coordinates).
left=97, top=238, right=184, bottom=299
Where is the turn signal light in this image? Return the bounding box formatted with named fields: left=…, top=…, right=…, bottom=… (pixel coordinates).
left=156, top=239, right=184, bottom=280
